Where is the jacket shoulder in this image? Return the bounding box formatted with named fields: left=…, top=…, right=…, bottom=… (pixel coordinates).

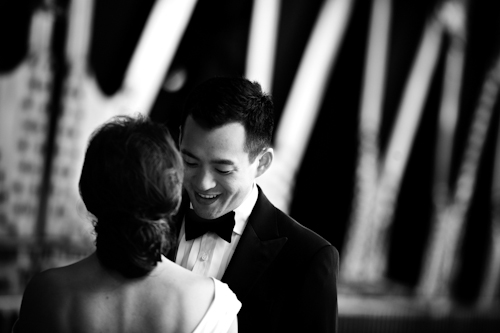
left=275, top=207, right=331, bottom=246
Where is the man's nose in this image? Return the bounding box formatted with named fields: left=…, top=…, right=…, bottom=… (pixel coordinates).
left=194, top=168, right=216, bottom=190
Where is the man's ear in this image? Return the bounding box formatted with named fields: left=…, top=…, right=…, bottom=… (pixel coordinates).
left=256, top=148, right=273, bottom=178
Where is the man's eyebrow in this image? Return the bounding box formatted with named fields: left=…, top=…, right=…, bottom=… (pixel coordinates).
left=181, top=149, right=235, bottom=166
left=181, top=149, right=199, bottom=160
left=212, top=159, right=235, bottom=166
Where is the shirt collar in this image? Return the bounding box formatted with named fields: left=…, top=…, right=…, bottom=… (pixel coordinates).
left=232, top=183, right=258, bottom=235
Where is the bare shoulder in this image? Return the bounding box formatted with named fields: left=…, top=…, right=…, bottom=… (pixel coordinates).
left=184, top=275, right=215, bottom=331
left=15, top=267, right=69, bottom=332
left=130, top=259, right=215, bottom=332
left=16, top=255, right=94, bottom=332
left=21, top=265, right=71, bottom=306
left=158, top=259, right=215, bottom=303
left=166, top=266, right=215, bottom=332
left=185, top=273, right=215, bottom=299
left=28, top=254, right=95, bottom=292
left=171, top=267, right=215, bottom=312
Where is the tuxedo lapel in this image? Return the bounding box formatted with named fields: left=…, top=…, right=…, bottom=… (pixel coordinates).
left=222, top=187, right=287, bottom=301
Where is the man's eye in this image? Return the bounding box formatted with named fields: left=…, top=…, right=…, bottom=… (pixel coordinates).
left=183, top=160, right=197, bottom=167
left=216, top=169, right=232, bottom=175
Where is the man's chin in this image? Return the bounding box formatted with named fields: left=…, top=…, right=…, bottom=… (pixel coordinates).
left=195, top=211, right=218, bottom=220
left=192, top=205, right=227, bottom=220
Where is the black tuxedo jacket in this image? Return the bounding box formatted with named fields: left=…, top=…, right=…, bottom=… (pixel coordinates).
left=169, top=186, right=339, bottom=333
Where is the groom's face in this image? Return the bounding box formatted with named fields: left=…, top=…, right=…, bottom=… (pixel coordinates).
left=180, top=116, right=259, bottom=220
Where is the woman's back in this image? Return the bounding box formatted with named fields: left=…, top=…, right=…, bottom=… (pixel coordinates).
left=14, top=116, right=240, bottom=333
left=15, top=254, right=218, bottom=333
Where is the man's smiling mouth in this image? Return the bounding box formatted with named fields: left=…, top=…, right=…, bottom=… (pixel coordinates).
left=197, top=192, right=219, bottom=199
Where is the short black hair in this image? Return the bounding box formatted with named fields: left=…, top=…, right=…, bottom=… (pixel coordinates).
left=79, top=114, right=183, bottom=278
left=180, top=77, right=274, bottom=162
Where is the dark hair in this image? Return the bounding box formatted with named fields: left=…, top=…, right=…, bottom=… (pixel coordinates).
left=180, top=77, right=274, bottom=162
left=79, top=114, right=183, bottom=278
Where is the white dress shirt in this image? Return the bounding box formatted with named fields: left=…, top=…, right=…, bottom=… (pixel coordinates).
left=175, top=183, right=258, bottom=279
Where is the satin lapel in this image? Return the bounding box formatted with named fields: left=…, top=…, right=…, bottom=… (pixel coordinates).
left=221, top=187, right=287, bottom=301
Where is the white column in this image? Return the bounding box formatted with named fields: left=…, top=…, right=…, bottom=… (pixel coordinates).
left=245, top=0, right=281, bottom=93
left=257, top=0, right=354, bottom=212
left=341, top=0, right=392, bottom=282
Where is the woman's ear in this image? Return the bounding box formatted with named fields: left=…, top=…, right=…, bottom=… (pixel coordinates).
left=256, top=148, right=274, bottom=178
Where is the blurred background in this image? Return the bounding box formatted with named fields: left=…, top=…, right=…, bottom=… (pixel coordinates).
left=1, top=0, right=500, bottom=331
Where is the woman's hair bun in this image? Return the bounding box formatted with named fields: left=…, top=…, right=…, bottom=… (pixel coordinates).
left=79, top=115, right=183, bottom=278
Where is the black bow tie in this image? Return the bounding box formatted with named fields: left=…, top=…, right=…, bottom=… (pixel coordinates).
left=184, top=210, right=235, bottom=243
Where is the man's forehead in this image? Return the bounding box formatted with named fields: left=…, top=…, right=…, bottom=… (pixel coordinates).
left=181, top=127, right=250, bottom=160
left=193, top=117, right=243, bottom=130
left=183, top=118, right=244, bottom=140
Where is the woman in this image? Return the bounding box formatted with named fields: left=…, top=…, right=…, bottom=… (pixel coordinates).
left=14, top=115, right=240, bottom=333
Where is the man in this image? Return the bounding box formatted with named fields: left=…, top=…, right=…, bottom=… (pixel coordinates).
left=169, top=77, right=338, bottom=333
